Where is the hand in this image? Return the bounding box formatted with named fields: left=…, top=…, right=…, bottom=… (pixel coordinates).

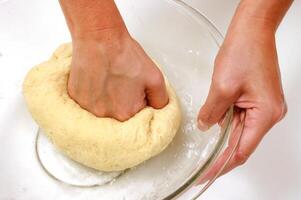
left=68, top=30, right=168, bottom=121
left=197, top=25, right=287, bottom=178
left=60, top=0, right=169, bottom=121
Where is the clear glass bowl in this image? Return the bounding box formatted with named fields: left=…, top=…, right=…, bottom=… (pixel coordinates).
left=35, top=0, right=245, bottom=199
left=1, top=0, right=244, bottom=199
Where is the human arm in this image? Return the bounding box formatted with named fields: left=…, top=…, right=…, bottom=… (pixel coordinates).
left=59, top=0, right=169, bottom=121
left=198, top=0, right=293, bottom=178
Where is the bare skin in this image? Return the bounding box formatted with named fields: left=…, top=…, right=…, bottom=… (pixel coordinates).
left=59, top=0, right=292, bottom=178
left=198, top=0, right=292, bottom=179
left=59, top=0, right=169, bottom=121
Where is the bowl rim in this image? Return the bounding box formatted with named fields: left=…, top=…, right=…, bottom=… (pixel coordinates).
left=33, top=1, right=243, bottom=199
left=159, top=1, right=243, bottom=199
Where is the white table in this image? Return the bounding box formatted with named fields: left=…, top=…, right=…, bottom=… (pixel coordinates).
left=0, top=0, right=300, bottom=199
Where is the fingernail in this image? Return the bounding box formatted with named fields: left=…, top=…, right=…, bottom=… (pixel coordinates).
left=198, top=119, right=210, bottom=132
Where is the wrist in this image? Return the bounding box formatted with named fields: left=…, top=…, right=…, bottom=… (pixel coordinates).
left=228, top=0, right=293, bottom=36
left=72, top=29, right=133, bottom=66
left=60, top=0, right=129, bottom=43
left=223, top=25, right=275, bottom=53
left=226, top=18, right=276, bottom=43
left=71, top=25, right=129, bottom=43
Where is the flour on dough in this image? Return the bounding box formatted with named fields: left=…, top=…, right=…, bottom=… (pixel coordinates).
left=23, top=43, right=182, bottom=172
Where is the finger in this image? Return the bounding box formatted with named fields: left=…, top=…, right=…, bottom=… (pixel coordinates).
left=113, top=99, right=147, bottom=122
left=220, top=109, right=272, bottom=174
left=220, top=100, right=288, bottom=173
left=198, top=81, right=240, bottom=131
left=198, top=109, right=244, bottom=184
left=145, top=72, right=169, bottom=109
left=199, top=107, right=274, bottom=183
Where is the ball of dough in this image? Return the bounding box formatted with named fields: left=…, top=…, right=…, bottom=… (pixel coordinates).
left=23, top=43, right=181, bottom=172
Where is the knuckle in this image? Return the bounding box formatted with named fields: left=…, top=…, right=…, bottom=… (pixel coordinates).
left=67, top=83, right=76, bottom=99
left=76, top=97, right=90, bottom=110
left=115, top=111, right=131, bottom=122
left=269, top=99, right=287, bottom=123
left=133, top=102, right=145, bottom=114
left=211, top=78, right=237, bottom=99
left=93, top=108, right=106, bottom=117
left=148, top=69, right=165, bottom=88
left=282, top=102, right=288, bottom=118
left=233, top=150, right=249, bottom=166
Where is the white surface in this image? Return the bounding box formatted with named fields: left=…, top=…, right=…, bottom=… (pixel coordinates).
left=0, top=0, right=301, bottom=199
left=182, top=1, right=301, bottom=200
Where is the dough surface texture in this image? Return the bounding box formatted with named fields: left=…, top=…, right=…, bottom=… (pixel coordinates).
left=23, top=44, right=181, bottom=172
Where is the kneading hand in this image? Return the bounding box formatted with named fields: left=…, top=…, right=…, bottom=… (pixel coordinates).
left=68, top=31, right=168, bottom=121
left=59, top=0, right=168, bottom=121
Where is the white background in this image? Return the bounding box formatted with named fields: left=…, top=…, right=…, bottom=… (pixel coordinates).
left=0, top=0, right=300, bottom=199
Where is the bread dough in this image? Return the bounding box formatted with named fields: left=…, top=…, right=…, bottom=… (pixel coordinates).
left=23, top=43, right=181, bottom=172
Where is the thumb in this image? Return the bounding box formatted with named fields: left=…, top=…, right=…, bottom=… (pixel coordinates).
left=145, top=71, right=169, bottom=109
left=198, top=81, right=239, bottom=131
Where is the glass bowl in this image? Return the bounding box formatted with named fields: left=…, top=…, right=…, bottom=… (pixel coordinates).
left=35, top=0, right=244, bottom=199
left=0, top=0, right=244, bottom=199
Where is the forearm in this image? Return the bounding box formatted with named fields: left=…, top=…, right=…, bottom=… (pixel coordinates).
left=228, top=0, right=293, bottom=36
left=59, top=0, right=128, bottom=40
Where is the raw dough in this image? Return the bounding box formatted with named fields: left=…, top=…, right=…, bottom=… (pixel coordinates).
left=23, top=43, right=181, bottom=172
